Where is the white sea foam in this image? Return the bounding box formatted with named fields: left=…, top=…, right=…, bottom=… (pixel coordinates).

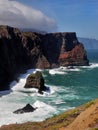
left=49, top=66, right=81, bottom=75
left=60, top=66, right=81, bottom=72
left=30, top=90, right=50, bottom=97
left=33, top=100, right=55, bottom=110
left=0, top=66, right=90, bottom=127
left=11, top=78, right=38, bottom=93
left=11, top=79, right=26, bottom=92
left=89, top=63, right=98, bottom=69
left=49, top=68, right=67, bottom=75
left=10, top=68, right=42, bottom=92
left=36, top=69, right=42, bottom=72
left=81, top=63, right=98, bottom=69
left=67, top=68, right=80, bottom=71
left=0, top=98, right=56, bottom=126
left=0, top=68, right=60, bottom=126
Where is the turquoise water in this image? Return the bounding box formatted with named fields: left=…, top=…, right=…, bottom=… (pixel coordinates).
left=43, top=50, right=98, bottom=107
left=0, top=49, right=98, bottom=126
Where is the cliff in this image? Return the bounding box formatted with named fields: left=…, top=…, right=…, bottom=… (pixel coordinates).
left=0, top=25, right=89, bottom=90
left=0, top=99, right=98, bottom=130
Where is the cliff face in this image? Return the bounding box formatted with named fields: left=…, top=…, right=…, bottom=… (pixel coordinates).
left=0, top=25, right=89, bottom=90
left=42, top=33, right=88, bottom=67
left=0, top=26, right=32, bottom=90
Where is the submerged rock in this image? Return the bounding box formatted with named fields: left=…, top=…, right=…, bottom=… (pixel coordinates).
left=13, top=104, right=37, bottom=114
left=24, top=71, right=46, bottom=93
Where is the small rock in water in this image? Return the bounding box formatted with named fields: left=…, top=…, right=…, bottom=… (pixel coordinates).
left=38, top=90, right=44, bottom=95
left=13, top=104, right=37, bottom=114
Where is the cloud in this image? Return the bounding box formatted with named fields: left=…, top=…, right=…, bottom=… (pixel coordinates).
left=0, top=0, right=57, bottom=32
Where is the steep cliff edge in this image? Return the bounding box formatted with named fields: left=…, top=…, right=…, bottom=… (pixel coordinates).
left=0, top=26, right=32, bottom=90
left=0, top=25, right=89, bottom=90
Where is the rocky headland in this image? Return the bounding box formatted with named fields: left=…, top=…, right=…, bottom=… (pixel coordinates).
left=0, top=25, right=89, bottom=90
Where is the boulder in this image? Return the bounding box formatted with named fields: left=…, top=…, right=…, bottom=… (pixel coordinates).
left=24, top=71, right=46, bottom=93
left=13, top=104, right=36, bottom=114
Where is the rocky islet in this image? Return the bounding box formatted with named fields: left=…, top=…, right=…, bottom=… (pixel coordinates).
left=13, top=104, right=37, bottom=114
left=24, top=71, right=47, bottom=94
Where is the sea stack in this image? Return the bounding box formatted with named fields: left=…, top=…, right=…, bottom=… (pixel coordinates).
left=24, top=71, right=46, bottom=94
left=13, top=104, right=37, bottom=114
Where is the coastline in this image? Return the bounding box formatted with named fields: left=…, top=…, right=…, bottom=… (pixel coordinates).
left=0, top=26, right=97, bottom=130
left=0, top=98, right=98, bottom=130
left=0, top=63, right=98, bottom=128
left=0, top=25, right=89, bottom=91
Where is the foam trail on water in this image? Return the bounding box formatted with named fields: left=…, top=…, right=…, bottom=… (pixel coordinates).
left=10, top=68, right=36, bottom=92
left=33, top=100, right=56, bottom=111
left=60, top=66, right=81, bottom=72
left=81, top=63, right=98, bottom=69
left=89, top=63, right=98, bottom=69
left=49, top=68, right=67, bottom=75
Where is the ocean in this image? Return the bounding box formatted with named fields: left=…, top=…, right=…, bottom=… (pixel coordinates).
left=0, top=49, right=98, bottom=126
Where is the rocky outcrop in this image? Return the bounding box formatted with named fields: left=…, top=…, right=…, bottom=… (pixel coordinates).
left=13, top=104, right=36, bottom=114
left=0, top=25, right=89, bottom=90
left=59, top=44, right=88, bottom=66
left=24, top=71, right=46, bottom=94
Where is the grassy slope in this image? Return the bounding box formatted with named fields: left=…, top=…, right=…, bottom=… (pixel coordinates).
left=0, top=99, right=98, bottom=130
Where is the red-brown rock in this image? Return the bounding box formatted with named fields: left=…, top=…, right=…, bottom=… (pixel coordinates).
left=59, top=44, right=89, bottom=66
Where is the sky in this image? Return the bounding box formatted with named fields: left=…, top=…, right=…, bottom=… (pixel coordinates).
left=0, top=0, right=98, bottom=39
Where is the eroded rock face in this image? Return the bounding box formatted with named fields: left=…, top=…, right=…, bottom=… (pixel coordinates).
left=0, top=25, right=89, bottom=90
left=59, top=44, right=89, bottom=66
left=42, top=32, right=89, bottom=67
left=24, top=71, right=46, bottom=93
left=13, top=104, right=36, bottom=114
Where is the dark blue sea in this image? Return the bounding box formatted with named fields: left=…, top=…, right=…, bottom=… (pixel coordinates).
left=0, top=49, right=98, bottom=126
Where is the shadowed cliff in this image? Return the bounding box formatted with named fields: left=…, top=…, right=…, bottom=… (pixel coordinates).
left=0, top=25, right=89, bottom=90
